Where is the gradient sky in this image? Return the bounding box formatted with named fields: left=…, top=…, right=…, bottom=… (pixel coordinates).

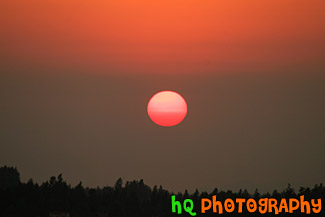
left=1, top=0, right=325, bottom=193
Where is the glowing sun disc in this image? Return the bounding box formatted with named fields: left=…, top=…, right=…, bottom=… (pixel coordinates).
left=147, top=91, right=188, bottom=127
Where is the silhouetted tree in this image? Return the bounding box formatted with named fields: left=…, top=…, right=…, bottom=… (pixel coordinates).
left=0, top=166, right=20, bottom=190
left=0, top=165, right=324, bottom=217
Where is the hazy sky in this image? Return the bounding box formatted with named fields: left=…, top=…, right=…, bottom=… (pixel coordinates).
left=1, top=0, right=325, bottom=193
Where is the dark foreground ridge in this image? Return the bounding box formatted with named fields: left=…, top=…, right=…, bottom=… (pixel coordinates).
left=0, top=166, right=324, bottom=217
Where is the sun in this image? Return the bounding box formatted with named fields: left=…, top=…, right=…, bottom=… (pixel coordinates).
left=147, top=91, right=188, bottom=127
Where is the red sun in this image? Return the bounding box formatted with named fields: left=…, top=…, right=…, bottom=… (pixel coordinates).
left=147, top=91, right=188, bottom=127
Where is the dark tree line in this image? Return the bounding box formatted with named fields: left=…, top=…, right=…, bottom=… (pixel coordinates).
left=0, top=166, right=324, bottom=217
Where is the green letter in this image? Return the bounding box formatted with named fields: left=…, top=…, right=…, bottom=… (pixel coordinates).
left=171, top=195, right=182, bottom=214
left=184, top=199, right=197, bottom=216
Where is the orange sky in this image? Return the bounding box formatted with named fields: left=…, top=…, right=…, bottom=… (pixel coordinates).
left=1, top=0, right=324, bottom=74
left=1, top=0, right=325, bottom=192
